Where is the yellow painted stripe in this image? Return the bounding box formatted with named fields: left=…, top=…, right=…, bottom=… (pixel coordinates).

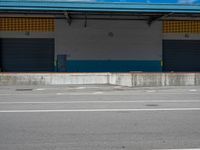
left=163, top=20, right=200, bottom=33
left=0, top=17, right=54, bottom=32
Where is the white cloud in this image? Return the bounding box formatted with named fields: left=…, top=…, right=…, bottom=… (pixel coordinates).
left=178, top=0, right=198, bottom=4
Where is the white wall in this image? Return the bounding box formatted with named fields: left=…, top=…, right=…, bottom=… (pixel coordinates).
left=55, top=19, right=162, bottom=60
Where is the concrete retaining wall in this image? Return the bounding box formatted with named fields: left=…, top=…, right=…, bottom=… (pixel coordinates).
left=0, top=73, right=108, bottom=86
left=0, top=73, right=200, bottom=87
left=165, top=73, right=196, bottom=86
left=196, top=73, right=200, bottom=86
left=134, top=73, right=165, bottom=87
left=50, top=73, right=108, bottom=85
left=109, top=73, right=132, bottom=87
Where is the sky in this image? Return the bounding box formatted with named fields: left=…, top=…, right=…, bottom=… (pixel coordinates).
left=81, top=0, right=200, bottom=4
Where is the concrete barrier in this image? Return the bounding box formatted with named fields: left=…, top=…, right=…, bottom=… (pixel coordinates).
left=0, top=73, right=52, bottom=85
left=50, top=73, right=108, bottom=85
left=109, top=73, right=132, bottom=87
left=195, top=73, right=200, bottom=86
left=0, top=73, right=108, bottom=86
left=0, top=73, right=200, bottom=87
left=165, top=73, right=196, bottom=86
left=134, top=73, right=165, bottom=87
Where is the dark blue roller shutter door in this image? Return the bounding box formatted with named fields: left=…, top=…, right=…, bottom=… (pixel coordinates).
left=0, top=38, right=54, bottom=72
left=163, top=40, right=200, bottom=72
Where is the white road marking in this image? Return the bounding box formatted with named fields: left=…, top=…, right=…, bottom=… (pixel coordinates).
left=114, top=86, right=123, bottom=89
left=93, top=92, right=103, bottom=94
left=56, top=93, right=65, bottom=95
left=0, top=108, right=200, bottom=113
left=0, top=92, right=199, bottom=96
left=154, top=148, right=200, bottom=150
left=35, top=88, right=45, bottom=91
left=189, top=89, right=197, bottom=92
left=76, top=87, right=86, bottom=89
left=146, top=90, right=156, bottom=93
left=0, top=100, right=200, bottom=104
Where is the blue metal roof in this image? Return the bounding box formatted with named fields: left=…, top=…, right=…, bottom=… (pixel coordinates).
left=1, top=0, right=200, bottom=13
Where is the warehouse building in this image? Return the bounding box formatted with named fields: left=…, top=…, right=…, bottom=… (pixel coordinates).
left=0, top=0, right=200, bottom=72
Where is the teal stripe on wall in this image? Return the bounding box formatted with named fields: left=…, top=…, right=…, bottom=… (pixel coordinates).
left=65, top=60, right=162, bottom=72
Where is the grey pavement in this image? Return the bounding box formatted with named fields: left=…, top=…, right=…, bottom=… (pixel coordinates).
left=0, top=85, right=200, bottom=150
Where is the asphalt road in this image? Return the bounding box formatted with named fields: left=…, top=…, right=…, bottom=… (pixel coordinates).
left=0, top=85, right=200, bottom=150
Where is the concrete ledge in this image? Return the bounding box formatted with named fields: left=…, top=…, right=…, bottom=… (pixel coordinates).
left=0, top=74, right=48, bottom=85
left=0, top=73, right=108, bottom=86
left=0, top=73, right=200, bottom=87
left=134, top=73, right=165, bottom=87
left=165, top=73, right=196, bottom=86
left=195, top=73, right=200, bottom=86
left=50, top=73, right=108, bottom=85
left=109, top=73, right=132, bottom=87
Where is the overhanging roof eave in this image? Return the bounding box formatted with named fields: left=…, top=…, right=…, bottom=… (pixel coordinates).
left=1, top=1, right=200, bottom=13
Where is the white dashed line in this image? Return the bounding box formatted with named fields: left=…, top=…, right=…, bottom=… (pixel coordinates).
left=56, top=93, right=65, bottom=95
left=154, top=148, right=200, bottom=150
left=189, top=89, right=197, bottom=92
left=93, top=92, right=103, bottom=95
left=146, top=90, right=156, bottom=93
left=35, top=88, right=46, bottom=91
left=76, top=87, right=86, bottom=89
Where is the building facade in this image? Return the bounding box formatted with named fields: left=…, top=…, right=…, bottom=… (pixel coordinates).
left=0, top=1, right=200, bottom=72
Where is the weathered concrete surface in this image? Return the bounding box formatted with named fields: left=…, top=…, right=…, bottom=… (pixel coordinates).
left=50, top=73, right=108, bottom=85
left=0, top=73, right=200, bottom=87
left=0, top=73, right=108, bottom=86
left=109, top=73, right=132, bottom=87
left=134, top=73, right=165, bottom=87
left=165, top=73, right=196, bottom=86
left=0, top=74, right=51, bottom=85
left=195, top=73, right=200, bottom=86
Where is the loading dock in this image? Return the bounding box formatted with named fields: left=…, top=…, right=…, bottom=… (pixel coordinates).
left=1, top=1, right=200, bottom=72
left=163, top=40, right=200, bottom=72
left=0, top=38, right=54, bottom=72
